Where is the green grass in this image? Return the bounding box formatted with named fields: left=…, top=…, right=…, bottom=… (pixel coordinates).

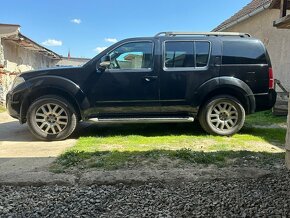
left=0, top=105, right=6, bottom=113
left=52, top=149, right=284, bottom=172
left=246, top=110, right=287, bottom=126
left=52, top=110, right=287, bottom=172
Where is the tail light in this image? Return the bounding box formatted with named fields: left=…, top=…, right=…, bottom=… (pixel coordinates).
left=269, top=67, right=274, bottom=89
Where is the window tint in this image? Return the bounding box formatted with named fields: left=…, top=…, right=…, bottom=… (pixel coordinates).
left=108, top=42, right=153, bottom=70
left=222, top=41, right=267, bottom=65
left=164, top=41, right=210, bottom=69
left=196, top=42, right=210, bottom=67
left=165, top=42, right=195, bottom=68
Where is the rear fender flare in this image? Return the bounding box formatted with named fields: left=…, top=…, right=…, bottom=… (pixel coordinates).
left=194, top=76, right=256, bottom=113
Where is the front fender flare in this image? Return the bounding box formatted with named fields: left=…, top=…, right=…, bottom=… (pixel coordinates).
left=20, top=75, right=90, bottom=120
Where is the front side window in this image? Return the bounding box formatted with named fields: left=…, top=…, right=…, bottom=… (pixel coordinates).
left=108, top=42, right=153, bottom=70
left=164, top=41, right=210, bottom=69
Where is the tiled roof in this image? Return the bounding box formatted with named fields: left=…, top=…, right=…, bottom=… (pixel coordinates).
left=213, top=0, right=272, bottom=31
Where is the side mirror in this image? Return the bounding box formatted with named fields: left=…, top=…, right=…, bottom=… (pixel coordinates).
left=99, top=55, right=111, bottom=68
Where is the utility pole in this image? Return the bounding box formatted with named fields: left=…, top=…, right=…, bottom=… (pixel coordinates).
left=286, top=99, right=290, bottom=168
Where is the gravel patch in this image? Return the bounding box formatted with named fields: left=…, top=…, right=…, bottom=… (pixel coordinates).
left=1, top=169, right=290, bottom=217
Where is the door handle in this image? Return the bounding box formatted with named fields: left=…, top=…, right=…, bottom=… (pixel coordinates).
left=143, top=76, right=158, bottom=82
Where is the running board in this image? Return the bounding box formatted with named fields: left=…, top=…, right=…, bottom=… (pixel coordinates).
left=89, top=117, right=194, bottom=124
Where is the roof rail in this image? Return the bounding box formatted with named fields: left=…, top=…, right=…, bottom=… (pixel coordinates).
left=154, top=32, right=251, bottom=37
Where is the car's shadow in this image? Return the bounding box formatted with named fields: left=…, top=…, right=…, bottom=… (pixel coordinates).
left=0, top=121, right=38, bottom=142
left=0, top=120, right=91, bottom=142
left=0, top=118, right=285, bottom=146
left=74, top=121, right=205, bottom=138
left=73, top=121, right=286, bottom=147
left=0, top=119, right=203, bottom=142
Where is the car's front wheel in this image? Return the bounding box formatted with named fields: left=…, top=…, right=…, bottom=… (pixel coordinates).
left=199, top=95, right=245, bottom=136
left=27, top=95, right=78, bottom=141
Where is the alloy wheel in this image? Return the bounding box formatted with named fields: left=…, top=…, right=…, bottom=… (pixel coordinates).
left=208, top=102, right=239, bottom=131
left=34, top=103, right=68, bottom=134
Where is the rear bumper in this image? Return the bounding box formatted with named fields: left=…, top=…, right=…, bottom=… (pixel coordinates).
left=254, top=89, right=277, bottom=112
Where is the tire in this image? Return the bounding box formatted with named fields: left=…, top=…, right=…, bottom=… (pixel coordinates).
left=27, top=95, right=78, bottom=141
left=198, top=95, right=245, bottom=136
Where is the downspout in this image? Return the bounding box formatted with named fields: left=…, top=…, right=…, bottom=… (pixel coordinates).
left=286, top=99, right=290, bottom=169
left=217, top=3, right=271, bottom=31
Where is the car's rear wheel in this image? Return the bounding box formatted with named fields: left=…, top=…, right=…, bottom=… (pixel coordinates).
left=199, top=95, right=245, bottom=136
left=27, top=95, right=78, bottom=141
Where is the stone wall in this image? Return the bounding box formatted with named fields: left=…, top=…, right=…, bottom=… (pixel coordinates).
left=0, top=71, right=16, bottom=105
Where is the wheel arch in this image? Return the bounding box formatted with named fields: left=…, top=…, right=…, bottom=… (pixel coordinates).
left=195, top=77, right=256, bottom=115
left=20, top=87, right=82, bottom=123
left=19, top=76, right=90, bottom=123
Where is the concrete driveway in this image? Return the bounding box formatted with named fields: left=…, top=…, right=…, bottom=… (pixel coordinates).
left=0, top=112, right=76, bottom=174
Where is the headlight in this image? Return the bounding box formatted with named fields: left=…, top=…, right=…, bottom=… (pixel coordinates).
left=9, top=76, right=25, bottom=91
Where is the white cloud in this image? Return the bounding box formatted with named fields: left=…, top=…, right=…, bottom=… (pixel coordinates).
left=94, top=46, right=108, bottom=53
left=71, top=18, right=81, bottom=24
left=42, top=39, right=62, bottom=47
left=105, top=38, right=117, bottom=43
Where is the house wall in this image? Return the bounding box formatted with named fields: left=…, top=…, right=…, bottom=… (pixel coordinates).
left=56, top=57, right=90, bottom=67
left=222, top=9, right=290, bottom=91
left=2, top=40, right=58, bottom=73
left=0, top=39, right=58, bottom=105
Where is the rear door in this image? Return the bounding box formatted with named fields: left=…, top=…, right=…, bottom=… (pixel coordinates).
left=159, top=39, right=217, bottom=114
left=220, top=40, right=269, bottom=94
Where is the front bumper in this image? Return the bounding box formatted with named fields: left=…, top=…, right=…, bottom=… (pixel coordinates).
left=6, top=91, right=21, bottom=120
left=254, top=89, right=277, bottom=112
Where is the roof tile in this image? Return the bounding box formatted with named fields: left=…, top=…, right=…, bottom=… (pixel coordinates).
left=213, top=0, right=272, bottom=31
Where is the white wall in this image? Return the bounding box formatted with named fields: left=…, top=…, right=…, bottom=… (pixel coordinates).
left=2, top=40, right=58, bottom=73
left=56, top=57, right=90, bottom=67
left=0, top=39, right=58, bottom=105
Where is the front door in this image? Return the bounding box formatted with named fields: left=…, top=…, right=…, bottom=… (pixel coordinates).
left=90, top=40, right=159, bottom=116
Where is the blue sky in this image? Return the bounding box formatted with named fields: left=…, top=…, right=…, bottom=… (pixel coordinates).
left=1, top=0, right=251, bottom=58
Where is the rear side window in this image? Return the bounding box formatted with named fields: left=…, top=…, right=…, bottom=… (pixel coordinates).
left=196, top=42, right=210, bottom=67
left=165, top=41, right=195, bottom=68
left=164, top=41, right=210, bottom=69
left=222, top=41, right=267, bottom=65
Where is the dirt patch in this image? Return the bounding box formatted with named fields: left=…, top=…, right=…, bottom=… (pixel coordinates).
left=78, top=167, right=273, bottom=186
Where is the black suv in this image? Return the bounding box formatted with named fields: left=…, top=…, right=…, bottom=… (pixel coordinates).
left=6, top=32, right=276, bottom=140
